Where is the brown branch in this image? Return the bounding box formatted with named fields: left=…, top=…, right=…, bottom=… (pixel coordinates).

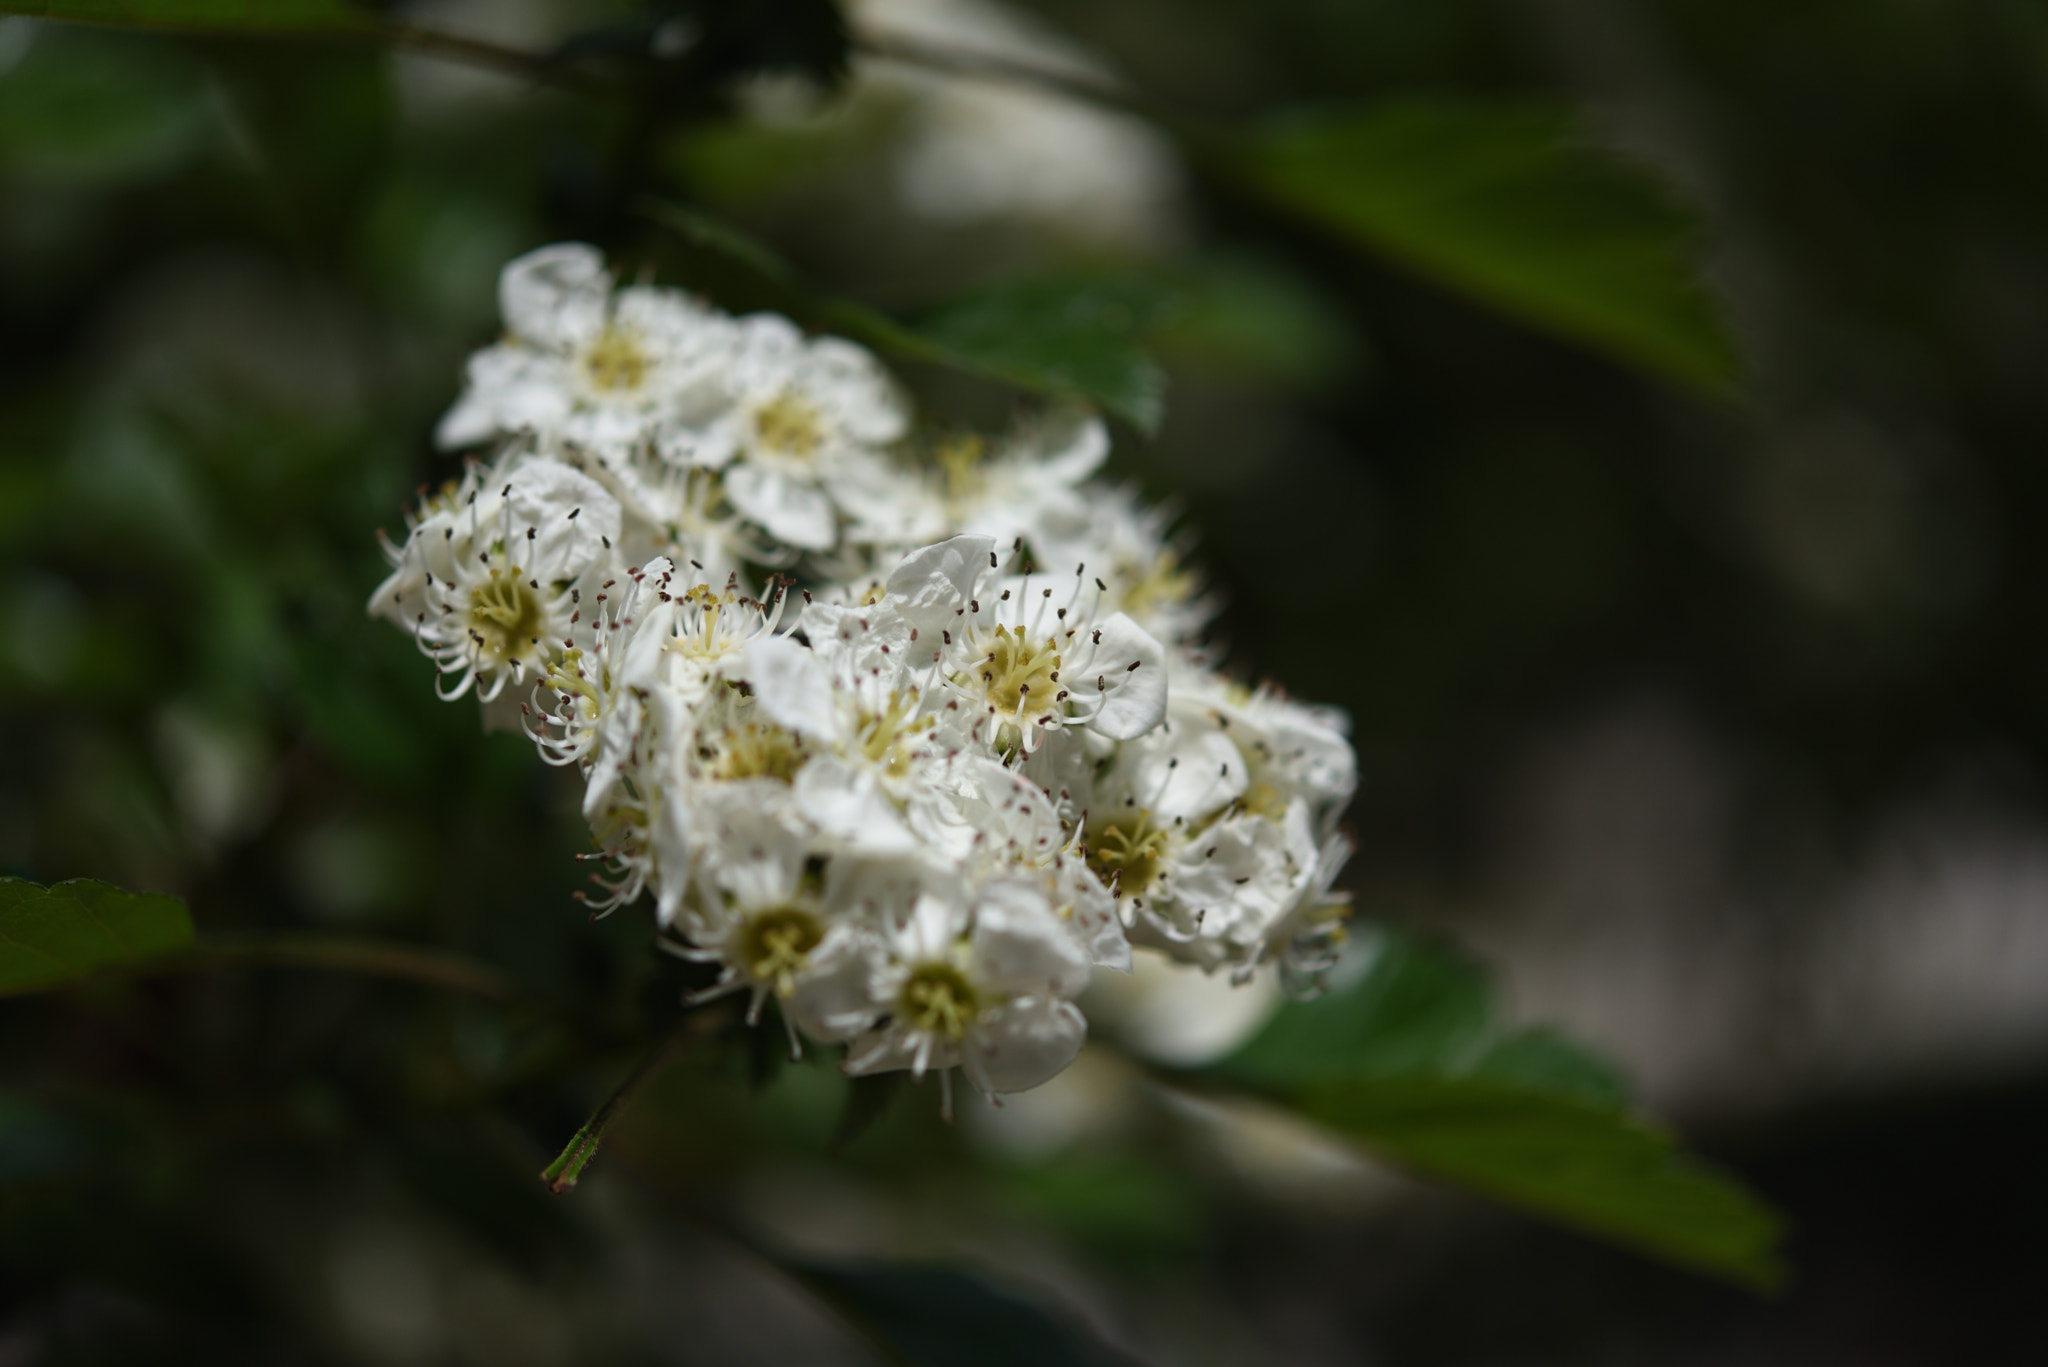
left=139, top=933, right=521, bottom=1002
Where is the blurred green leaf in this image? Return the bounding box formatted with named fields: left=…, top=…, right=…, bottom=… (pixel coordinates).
left=1208, top=930, right=1782, bottom=1288
left=0, top=2, right=370, bottom=28
left=1217, top=928, right=1496, bottom=1087
left=645, top=200, right=1173, bottom=432
left=0, top=877, right=194, bottom=997
left=792, top=1260, right=1131, bottom=1367
left=0, top=27, right=210, bottom=187
left=1296, top=1078, right=1785, bottom=1290
left=1470, top=1027, right=1628, bottom=1106
left=1148, top=254, right=1366, bottom=389
left=1234, top=98, right=1736, bottom=393
left=645, top=199, right=805, bottom=292
left=906, top=277, right=1172, bottom=434
left=995, top=1155, right=1206, bottom=1268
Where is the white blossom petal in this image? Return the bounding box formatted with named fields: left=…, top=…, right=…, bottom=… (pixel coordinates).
left=963, top=997, right=1086, bottom=1094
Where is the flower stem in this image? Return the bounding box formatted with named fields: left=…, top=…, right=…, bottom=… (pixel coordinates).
left=541, top=1024, right=696, bottom=1195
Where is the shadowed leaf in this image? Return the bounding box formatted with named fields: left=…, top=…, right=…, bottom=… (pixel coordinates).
left=1207, top=929, right=1782, bottom=1288
left=1297, top=1078, right=1785, bottom=1290
left=1235, top=98, right=1737, bottom=393
left=0, top=878, right=195, bottom=997
left=645, top=200, right=1173, bottom=432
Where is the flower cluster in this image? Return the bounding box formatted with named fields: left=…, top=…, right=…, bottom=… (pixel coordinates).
left=372, top=244, right=1355, bottom=1105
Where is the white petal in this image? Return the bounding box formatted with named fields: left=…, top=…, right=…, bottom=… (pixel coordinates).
left=435, top=346, right=570, bottom=449
left=1057, top=860, right=1130, bottom=972
left=1079, top=612, right=1167, bottom=740
left=964, top=998, right=1086, bottom=1094
left=954, top=758, right=1064, bottom=868
left=972, top=880, right=1092, bottom=999
left=1034, top=409, right=1110, bottom=484
left=736, top=635, right=838, bottom=739
left=724, top=463, right=837, bottom=550
left=794, top=757, right=918, bottom=856
left=506, top=460, right=621, bottom=580
left=500, top=243, right=609, bottom=351
left=789, top=929, right=890, bottom=1044
left=801, top=336, right=910, bottom=444
left=651, top=788, right=692, bottom=926
left=884, top=534, right=993, bottom=638
left=1113, top=723, right=1246, bottom=824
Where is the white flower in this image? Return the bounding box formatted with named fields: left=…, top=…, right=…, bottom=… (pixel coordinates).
left=878, top=406, right=1110, bottom=553
left=1169, top=663, right=1357, bottom=833
left=1071, top=673, right=1346, bottom=979
left=374, top=252, right=1370, bottom=1101
left=1035, top=484, right=1213, bottom=649
left=554, top=450, right=780, bottom=585
left=538, top=558, right=796, bottom=921
left=684, top=314, right=910, bottom=550
left=846, top=533, right=1170, bottom=757
left=436, top=243, right=732, bottom=458
left=369, top=449, right=621, bottom=703
left=660, top=783, right=872, bottom=1052
left=836, top=881, right=1092, bottom=1108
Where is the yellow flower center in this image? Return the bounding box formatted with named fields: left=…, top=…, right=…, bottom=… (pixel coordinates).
left=854, top=692, right=933, bottom=780
left=544, top=647, right=609, bottom=719
left=1118, top=549, right=1197, bottom=619
left=974, top=624, right=1062, bottom=722
left=736, top=907, right=825, bottom=997
left=467, top=567, right=546, bottom=666
left=753, top=391, right=825, bottom=458
left=582, top=324, right=651, bottom=393
left=665, top=583, right=750, bottom=663
left=1086, top=809, right=1173, bottom=897
left=898, top=963, right=980, bottom=1041
left=935, top=432, right=985, bottom=502
left=707, top=721, right=809, bottom=783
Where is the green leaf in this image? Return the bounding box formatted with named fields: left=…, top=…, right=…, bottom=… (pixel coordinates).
left=0, top=26, right=211, bottom=188
left=1207, top=929, right=1784, bottom=1288
left=791, top=1261, right=1131, bottom=1367
left=1235, top=98, right=1737, bottom=393
left=0, top=2, right=373, bottom=30
left=0, top=878, right=195, bottom=997
left=1296, top=1078, right=1785, bottom=1290
left=1217, top=928, right=1497, bottom=1087
left=643, top=200, right=804, bottom=293
left=1147, top=254, right=1366, bottom=389
left=1470, top=1027, right=1629, bottom=1107
left=905, top=277, right=1173, bottom=434
left=643, top=200, right=1173, bottom=433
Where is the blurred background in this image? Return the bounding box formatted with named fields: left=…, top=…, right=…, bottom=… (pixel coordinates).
left=3, top=0, right=2047, bottom=1361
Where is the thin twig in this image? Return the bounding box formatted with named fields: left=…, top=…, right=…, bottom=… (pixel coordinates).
left=376, top=21, right=602, bottom=92
left=137, top=934, right=521, bottom=1002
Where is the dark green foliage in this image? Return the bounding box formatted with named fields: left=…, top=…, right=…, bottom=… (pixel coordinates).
left=0, top=879, right=194, bottom=996
left=1212, top=931, right=1782, bottom=1288
left=1233, top=99, right=1736, bottom=393
left=647, top=199, right=1175, bottom=430
left=908, top=275, right=1173, bottom=434
left=1296, top=1080, right=1783, bottom=1290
